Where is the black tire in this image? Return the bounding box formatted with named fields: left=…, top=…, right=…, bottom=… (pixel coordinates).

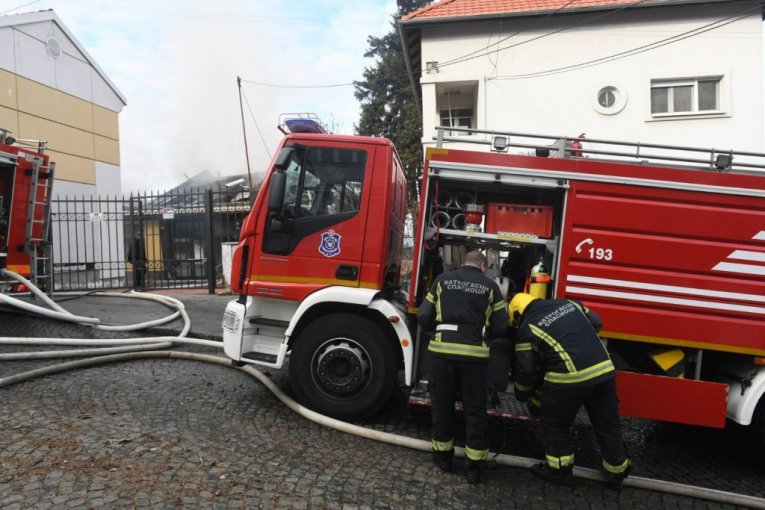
left=289, top=313, right=397, bottom=420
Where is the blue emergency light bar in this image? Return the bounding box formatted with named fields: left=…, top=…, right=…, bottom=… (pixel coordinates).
left=284, top=118, right=326, bottom=134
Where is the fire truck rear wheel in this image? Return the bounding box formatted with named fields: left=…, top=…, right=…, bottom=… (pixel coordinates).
left=290, top=314, right=397, bottom=421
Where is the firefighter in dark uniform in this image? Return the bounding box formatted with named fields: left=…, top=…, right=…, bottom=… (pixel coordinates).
left=417, top=250, right=509, bottom=484
left=509, top=292, right=631, bottom=490
left=127, top=232, right=148, bottom=291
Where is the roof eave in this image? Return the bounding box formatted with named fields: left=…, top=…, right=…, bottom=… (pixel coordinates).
left=398, top=0, right=737, bottom=27
left=397, top=21, right=421, bottom=113
left=0, top=9, right=127, bottom=106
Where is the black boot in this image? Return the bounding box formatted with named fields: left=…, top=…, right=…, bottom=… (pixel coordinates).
left=531, top=462, right=575, bottom=487
left=432, top=450, right=454, bottom=473
left=465, top=459, right=483, bottom=484
left=604, top=463, right=632, bottom=492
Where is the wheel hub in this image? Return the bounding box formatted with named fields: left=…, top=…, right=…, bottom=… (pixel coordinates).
left=315, top=341, right=369, bottom=396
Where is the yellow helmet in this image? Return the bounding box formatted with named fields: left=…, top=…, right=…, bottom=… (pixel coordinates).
left=509, top=292, right=538, bottom=327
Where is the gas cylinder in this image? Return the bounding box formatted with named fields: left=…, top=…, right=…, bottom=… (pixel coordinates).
left=526, top=260, right=551, bottom=300
left=570, top=132, right=586, bottom=157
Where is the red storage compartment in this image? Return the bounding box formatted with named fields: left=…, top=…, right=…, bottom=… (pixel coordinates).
left=485, top=203, right=553, bottom=237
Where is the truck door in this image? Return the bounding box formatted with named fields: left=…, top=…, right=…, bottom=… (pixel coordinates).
left=252, top=142, right=370, bottom=301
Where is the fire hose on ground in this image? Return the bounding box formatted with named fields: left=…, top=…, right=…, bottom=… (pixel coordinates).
left=0, top=271, right=764, bottom=508
left=0, top=268, right=220, bottom=359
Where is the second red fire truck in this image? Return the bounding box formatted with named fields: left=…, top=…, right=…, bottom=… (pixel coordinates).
left=0, top=129, right=54, bottom=292
left=222, top=123, right=765, bottom=457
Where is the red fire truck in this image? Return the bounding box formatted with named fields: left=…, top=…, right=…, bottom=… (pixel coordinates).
left=0, top=129, right=55, bottom=292
left=222, top=124, right=765, bottom=454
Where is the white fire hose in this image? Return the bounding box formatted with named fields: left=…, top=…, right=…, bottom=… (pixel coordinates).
left=0, top=268, right=220, bottom=359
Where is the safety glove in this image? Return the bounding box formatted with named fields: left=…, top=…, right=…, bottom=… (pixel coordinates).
left=527, top=389, right=543, bottom=417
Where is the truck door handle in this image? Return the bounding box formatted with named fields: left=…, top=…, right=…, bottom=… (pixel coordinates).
left=336, top=265, right=359, bottom=281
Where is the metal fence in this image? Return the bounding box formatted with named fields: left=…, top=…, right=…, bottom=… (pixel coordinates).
left=50, top=186, right=251, bottom=293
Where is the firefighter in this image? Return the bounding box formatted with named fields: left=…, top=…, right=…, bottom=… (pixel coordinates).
left=509, top=292, right=631, bottom=491
left=417, top=250, right=509, bottom=484
left=127, top=231, right=148, bottom=291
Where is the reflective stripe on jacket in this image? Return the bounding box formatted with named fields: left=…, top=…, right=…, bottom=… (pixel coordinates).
left=417, top=265, right=508, bottom=362
left=514, top=299, right=614, bottom=392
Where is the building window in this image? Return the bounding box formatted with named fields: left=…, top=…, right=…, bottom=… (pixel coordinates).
left=650, top=77, right=721, bottom=116
left=593, top=85, right=627, bottom=115
left=439, top=108, right=473, bottom=134
left=436, top=81, right=478, bottom=137
left=599, top=88, right=616, bottom=108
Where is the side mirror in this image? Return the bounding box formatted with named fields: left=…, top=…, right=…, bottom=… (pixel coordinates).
left=274, top=146, right=294, bottom=171
left=268, top=171, right=286, bottom=212
left=267, top=146, right=294, bottom=212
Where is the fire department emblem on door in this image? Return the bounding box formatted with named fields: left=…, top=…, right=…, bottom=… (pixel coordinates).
left=319, top=229, right=341, bottom=257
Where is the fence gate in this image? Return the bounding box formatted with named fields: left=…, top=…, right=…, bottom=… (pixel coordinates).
left=50, top=187, right=249, bottom=293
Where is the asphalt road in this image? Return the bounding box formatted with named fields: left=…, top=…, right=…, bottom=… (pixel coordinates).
left=1, top=295, right=764, bottom=509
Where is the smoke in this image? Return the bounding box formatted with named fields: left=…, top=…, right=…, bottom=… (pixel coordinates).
left=31, top=0, right=395, bottom=193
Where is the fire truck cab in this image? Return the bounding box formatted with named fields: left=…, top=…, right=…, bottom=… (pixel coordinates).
left=223, top=129, right=409, bottom=420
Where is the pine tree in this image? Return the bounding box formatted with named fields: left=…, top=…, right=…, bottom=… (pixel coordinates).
left=354, top=0, right=429, bottom=204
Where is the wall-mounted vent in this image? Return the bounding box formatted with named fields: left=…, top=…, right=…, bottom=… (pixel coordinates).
left=45, top=36, right=62, bottom=58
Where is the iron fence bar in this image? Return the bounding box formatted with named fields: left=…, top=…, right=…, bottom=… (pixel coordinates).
left=195, top=188, right=204, bottom=285
left=110, top=195, right=121, bottom=288
left=66, top=196, right=74, bottom=290
left=50, top=201, right=57, bottom=293
left=72, top=196, right=80, bottom=289
left=89, top=193, right=95, bottom=288
left=57, top=196, right=65, bottom=291
left=206, top=189, right=216, bottom=294
left=129, top=195, right=136, bottom=290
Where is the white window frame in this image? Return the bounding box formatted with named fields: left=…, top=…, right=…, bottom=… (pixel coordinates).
left=647, top=73, right=730, bottom=121
left=439, top=107, right=474, bottom=136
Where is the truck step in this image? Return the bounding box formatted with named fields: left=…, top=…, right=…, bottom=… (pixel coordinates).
left=241, top=351, right=278, bottom=364
left=248, top=317, right=289, bottom=328
left=408, top=382, right=591, bottom=425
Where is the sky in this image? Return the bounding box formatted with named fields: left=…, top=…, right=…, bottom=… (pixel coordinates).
left=2, top=0, right=399, bottom=192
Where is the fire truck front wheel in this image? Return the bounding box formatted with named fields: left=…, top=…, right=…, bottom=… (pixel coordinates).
left=289, top=314, right=397, bottom=421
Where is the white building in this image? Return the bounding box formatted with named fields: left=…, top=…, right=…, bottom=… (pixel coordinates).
left=0, top=9, right=126, bottom=198
left=399, top=0, right=764, bottom=157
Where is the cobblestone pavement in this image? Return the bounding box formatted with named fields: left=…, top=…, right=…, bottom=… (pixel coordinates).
left=1, top=302, right=764, bottom=509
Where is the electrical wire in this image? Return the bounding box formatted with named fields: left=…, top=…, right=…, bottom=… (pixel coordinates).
left=240, top=79, right=353, bottom=89
left=491, top=1, right=763, bottom=80
left=236, top=78, right=355, bottom=156
left=443, top=0, right=580, bottom=70
left=0, top=0, right=39, bottom=15
left=437, top=0, right=649, bottom=69
left=52, top=0, right=383, bottom=29
left=485, top=12, right=505, bottom=78
left=485, top=0, right=580, bottom=77
left=239, top=88, right=272, bottom=160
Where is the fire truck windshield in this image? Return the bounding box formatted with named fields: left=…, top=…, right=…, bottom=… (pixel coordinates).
left=281, top=146, right=366, bottom=218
